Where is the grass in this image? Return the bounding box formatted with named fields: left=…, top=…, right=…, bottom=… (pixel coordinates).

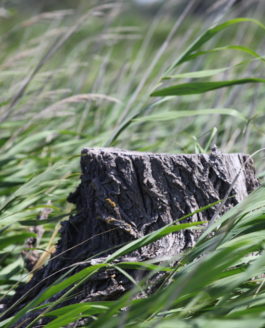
left=0, top=0, right=265, bottom=327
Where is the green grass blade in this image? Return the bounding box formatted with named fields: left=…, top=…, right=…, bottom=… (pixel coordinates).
left=151, top=78, right=265, bottom=96
left=133, top=109, right=245, bottom=123
left=167, top=18, right=265, bottom=71
left=163, top=67, right=231, bottom=80
left=44, top=303, right=110, bottom=328
left=106, top=221, right=205, bottom=263
left=4, top=263, right=106, bottom=328
left=180, top=45, right=265, bottom=65
left=0, top=232, right=35, bottom=250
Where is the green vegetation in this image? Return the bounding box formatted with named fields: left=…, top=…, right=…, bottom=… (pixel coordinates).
left=1, top=1, right=265, bottom=327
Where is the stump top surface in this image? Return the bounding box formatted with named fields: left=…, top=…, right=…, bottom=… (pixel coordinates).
left=81, top=147, right=246, bottom=158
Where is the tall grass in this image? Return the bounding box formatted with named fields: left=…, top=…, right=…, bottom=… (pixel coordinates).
left=1, top=0, right=265, bottom=327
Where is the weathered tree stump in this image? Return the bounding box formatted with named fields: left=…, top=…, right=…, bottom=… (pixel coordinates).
left=3, top=147, right=259, bottom=326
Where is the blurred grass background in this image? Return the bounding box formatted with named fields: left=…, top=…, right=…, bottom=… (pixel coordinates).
left=0, top=0, right=265, bottom=325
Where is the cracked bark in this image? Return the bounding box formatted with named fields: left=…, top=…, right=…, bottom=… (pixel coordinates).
left=2, top=147, right=259, bottom=326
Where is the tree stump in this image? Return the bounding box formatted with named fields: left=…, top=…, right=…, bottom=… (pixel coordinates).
left=3, top=147, right=259, bottom=326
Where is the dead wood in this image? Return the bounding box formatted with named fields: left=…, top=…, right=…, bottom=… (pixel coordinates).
left=2, top=147, right=259, bottom=326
